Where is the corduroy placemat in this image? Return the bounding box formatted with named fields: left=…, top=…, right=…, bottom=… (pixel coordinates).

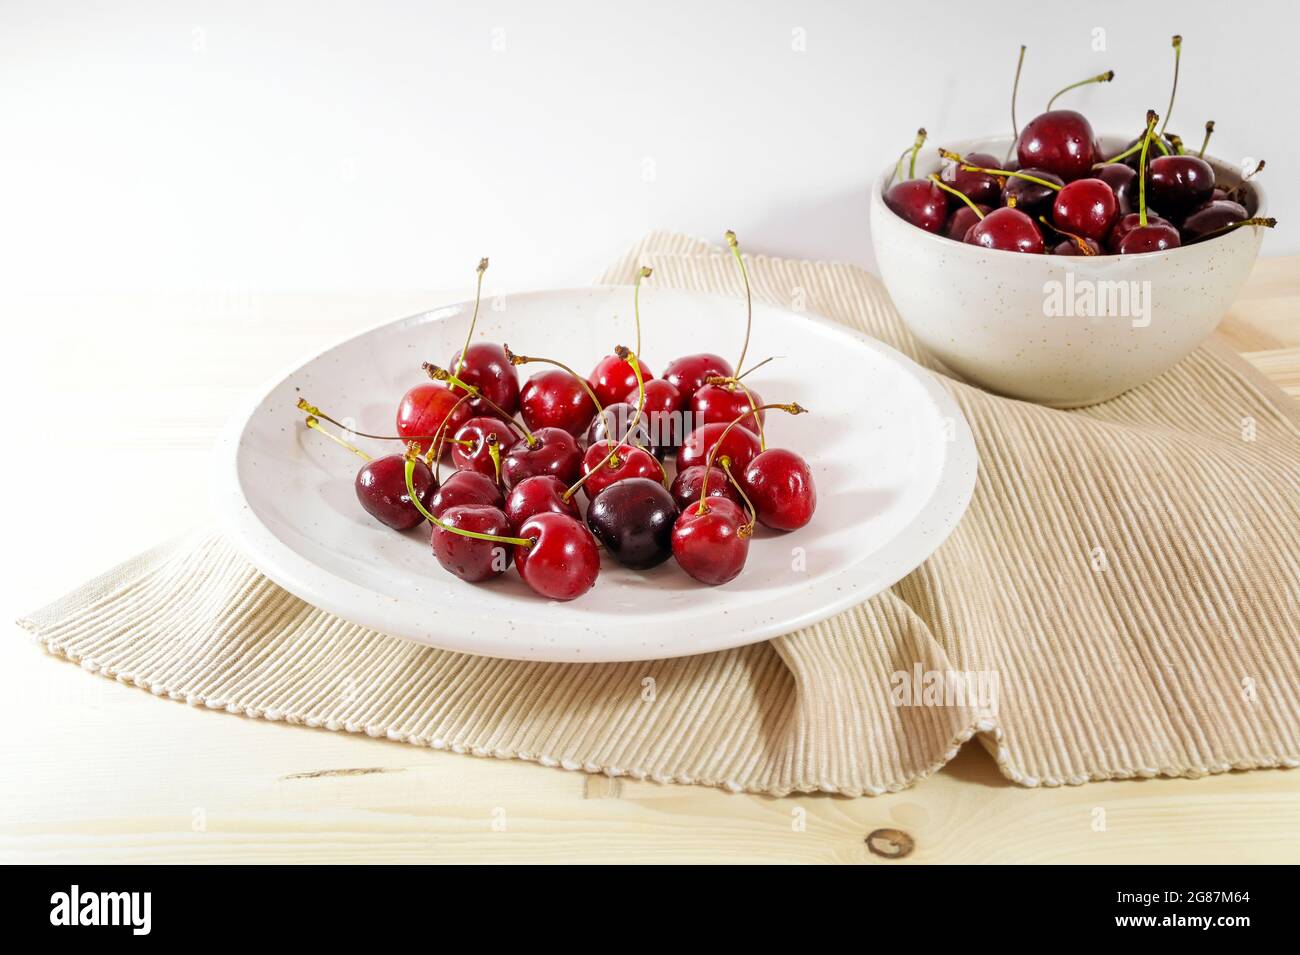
left=19, top=232, right=1300, bottom=795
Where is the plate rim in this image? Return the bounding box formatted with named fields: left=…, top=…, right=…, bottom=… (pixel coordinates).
left=213, top=285, right=978, bottom=662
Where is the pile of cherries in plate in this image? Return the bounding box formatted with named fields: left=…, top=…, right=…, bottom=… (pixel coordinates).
left=296, top=235, right=817, bottom=602
left=884, top=36, right=1277, bottom=255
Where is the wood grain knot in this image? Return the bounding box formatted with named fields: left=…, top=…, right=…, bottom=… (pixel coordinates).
left=866, top=828, right=914, bottom=859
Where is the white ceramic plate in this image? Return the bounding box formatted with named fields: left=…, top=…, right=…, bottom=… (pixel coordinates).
left=215, top=286, right=976, bottom=662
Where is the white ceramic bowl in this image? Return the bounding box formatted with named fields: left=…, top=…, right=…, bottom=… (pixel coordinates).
left=870, top=136, right=1269, bottom=407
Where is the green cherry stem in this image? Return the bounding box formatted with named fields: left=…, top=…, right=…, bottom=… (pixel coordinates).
left=404, top=451, right=533, bottom=547
left=632, top=265, right=651, bottom=357
left=938, top=150, right=1062, bottom=192
left=503, top=345, right=604, bottom=417
left=725, top=230, right=754, bottom=375
left=296, top=396, right=468, bottom=446
left=929, top=174, right=986, bottom=218
left=428, top=388, right=477, bottom=480
left=908, top=128, right=927, bottom=179
left=1191, top=216, right=1278, bottom=243
left=303, top=415, right=371, bottom=460
left=1198, top=121, right=1215, bottom=159
left=454, top=257, right=490, bottom=379
left=1138, top=109, right=1159, bottom=228
left=1161, top=35, right=1182, bottom=136
left=1007, top=45, right=1026, bottom=164
left=1045, top=69, right=1114, bottom=111
left=696, top=402, right=808, bottom=514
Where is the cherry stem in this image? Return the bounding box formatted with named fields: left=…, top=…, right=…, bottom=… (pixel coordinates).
left=725, top=230, right=753, bottom=375
left=454, top=257, right=489, bottom=379
left=1192, top=217, right=1278, bottom=243
left=422, top=362, right=531, bottom=443
left=1198, top=120, right=1215, bottom=159
left=403, top=451, right=532, bottom=547
left=1038, top=216, right=1096, bottom=255
left=929, top=174, right=985, bottom=219
left=632, top=265, right=651, bottom=358
left=429, top=388, right=477, bottom=481
left=907, top=128, right=927, bottom=180
left=486, top=433, right=503, bottom=484
left=1138, top=109, right=1158, bottom=228
left=561, top=345, right=652, bottom=502
left=303, top=415, right=371, bottom=461
left=1045, top=69, right=1114, bottom=111
left=296, top=396, right=458, bottom=444
left=720, top=459, right=756, bottom=538
left=696, top=402, right=808, bottom=513
left=1006, top=45, right=1027, bottom=164
left=1161, top=35, right=1182, bottom=136
left=503, top=345, right=604, bottom=417
left=939, top=150, right=1061, bottom=192
left=1167, top=133, right=1184, bottom=156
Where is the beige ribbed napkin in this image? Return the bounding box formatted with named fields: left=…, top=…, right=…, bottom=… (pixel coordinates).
left=19, top=232, right=1300, bottom=795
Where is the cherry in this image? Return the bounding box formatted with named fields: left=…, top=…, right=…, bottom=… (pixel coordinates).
left=1001, top=167, right=1062, bottom=218
left=1106, top=212, right=1173, bottom=253
left=630, top=377, right=686, bottom=455
left=741, top=449, right=816, bottom=531
left=677, top=421, right=762, bottom=473
left=884, top=178, right=949, bottom=234
left=576, top=440, right=663, bottom=501
left=396, top=383, right=472, bottom=455
left=941, top=151, right=1003, bottom=205
left=504, top=474, right=580, bottom=530
left=1095, top=163, right=1139, bottom=216
left=1180, top=199, right=1248, bottom=242
left=500, top=426, right=582, bottom=490
left=429, top=469, right=503, bottom=518
left=431, top=505, right=514, bottom=582
left=583, top=401, right=652, bottom=453
left=513, top=512, right=600, bottom=601
left=671, top=498, right=750, bottom=586
left=518, top=368, right=598, bottom=437
left=586, top=478, right=679, bottom=569
left=1017, top=110, right=1097, bottom=181
left=943, top=203, right=991, bottom=241
left=669, top=465, right=740, bottom=513
left=451, top=416, right=518, bottom=480
left=1052, top=178, right=1118, bottom=241
left=690, top=381, right=764, bottom=430
left=1146, top=155, right=1215, bottom=212
left=1118, top=222, right=1181, bottom=254
left=964, top=206, right=1045, bottom=253
left=442, top=259, right=519, bottom=420
left=355, top=453, right=435, bottom=531
left=662, top=353, right=734, bottom=405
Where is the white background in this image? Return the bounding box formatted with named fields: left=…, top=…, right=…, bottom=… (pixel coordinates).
left=2, top=0, right=1295, bottom=295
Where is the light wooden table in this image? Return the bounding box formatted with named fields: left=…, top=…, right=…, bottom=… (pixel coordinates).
left=3, top=260, right=1297, bottom=864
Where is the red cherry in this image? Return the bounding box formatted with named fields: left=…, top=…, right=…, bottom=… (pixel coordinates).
left=500, top=427, right=582, bottom=490
left=1052, top=178, right=1118, bottom=241
left=1095, top=163, right=1140, bottom=216
left=503, top=474, right=580, bottom=531
left=1181, top=199, right=1249, bottom=243
left=578, top=440, right=663, bottom=501
left=395, top=384, right=472, bottom=455
left=941, top=151, right=1003, bottom=205
left=690, top=383, right=765, bottom=430
left=447, top=342, right=520, bottom=419
left=1106, top=212, right=1173, bottom=253
left=661, top=353, right=734, bottom=405
left=1002, top=168, right=1064, bottom=218
left=355, top=453, right=435, bottom=531
left=1117, top=222, right=1181, bottom=254
left=431, top=505, right=514, bottom=582
left=671, top=498, right=750, bottom=585
left=588, top=353, right=654, bottom=408
left=451, top=416, right=519, bottom=479
left=741, top=448, right=816, bottom=531
left=1016, top=110, right=1098, bottom=181
left=629, top=378, right=686, bottom=454
left=1146, top=155, right=1215, bottom=212
left=519, top=369, right=597, bottom=437
left=582, top=402, right=653, bottom=453
left=943, top=203, right=991, bottom=241
left=884, top=178, right=949, bottom=233
left=963, top=207, right=1045, bottom=254
left=669, top=465, right=740, bottom=513
left=429, top=470, right=503, bottom=518
left=513, top=512, right=600, bottom=601
left=677, top=422, right=761, bottom=473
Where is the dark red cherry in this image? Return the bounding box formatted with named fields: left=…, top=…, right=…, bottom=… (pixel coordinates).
left=1106, top=212, right=1173, bottom=253
left=500, top=427, right=582, bottom=490
left=395, top=384, right=472, bottom=455
left=671, top=498, right=750, bottom=586
left=519, top=369, right=597, bottom=437
left=451, top=416, right=519, bottom=479
left=943, top=203, right=991, bottom=241
left=1118, top=222, right=1181, bottom=254
left=588, top=353, right=654, bottom=409
left=447, top=342, right=520, bottom=419
left=884, top=178, right=949, bottom=233
left=1181, top=199, right=1248, bottom=243
left=1051, top=236, right=1102, bottom=256
left=431, top=505, right=514, bottom=582
left=661, top=353, right=734, bottom=405
left=690, top=383, right=765, bottom=430
left=1096, top=163, right=1139, bottom=215
left=1146, top=155, right=1215, bottom=212
left=741, top=449, right=816, bottom=531
left=503, top=474, right=580, bottom=530
left=669, top=465, right=740, bottom=513
left=355, top=453, right=435, bottom=531
left=941, top=152, right=1003, bottom=205
left=429, top=469, right=503, bottom=518
left=963, top=207, right=1045, bottom=254
left=586, top=478, right=678, bottom=569
left=630, top=378, right=686, bottom=455
left=1017, top=110, right=1097, bottom=181
left=1002, top=168, right=1064, bottom=218
left=579, top=441, right=663, bottom=501
left=583, top=402, right=652, bottom=453
left=677, top=422, right=761, bottom=473
left=1052, top=178, right=1119, bottom=241
left=514, top=512, right=600, bottom=601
